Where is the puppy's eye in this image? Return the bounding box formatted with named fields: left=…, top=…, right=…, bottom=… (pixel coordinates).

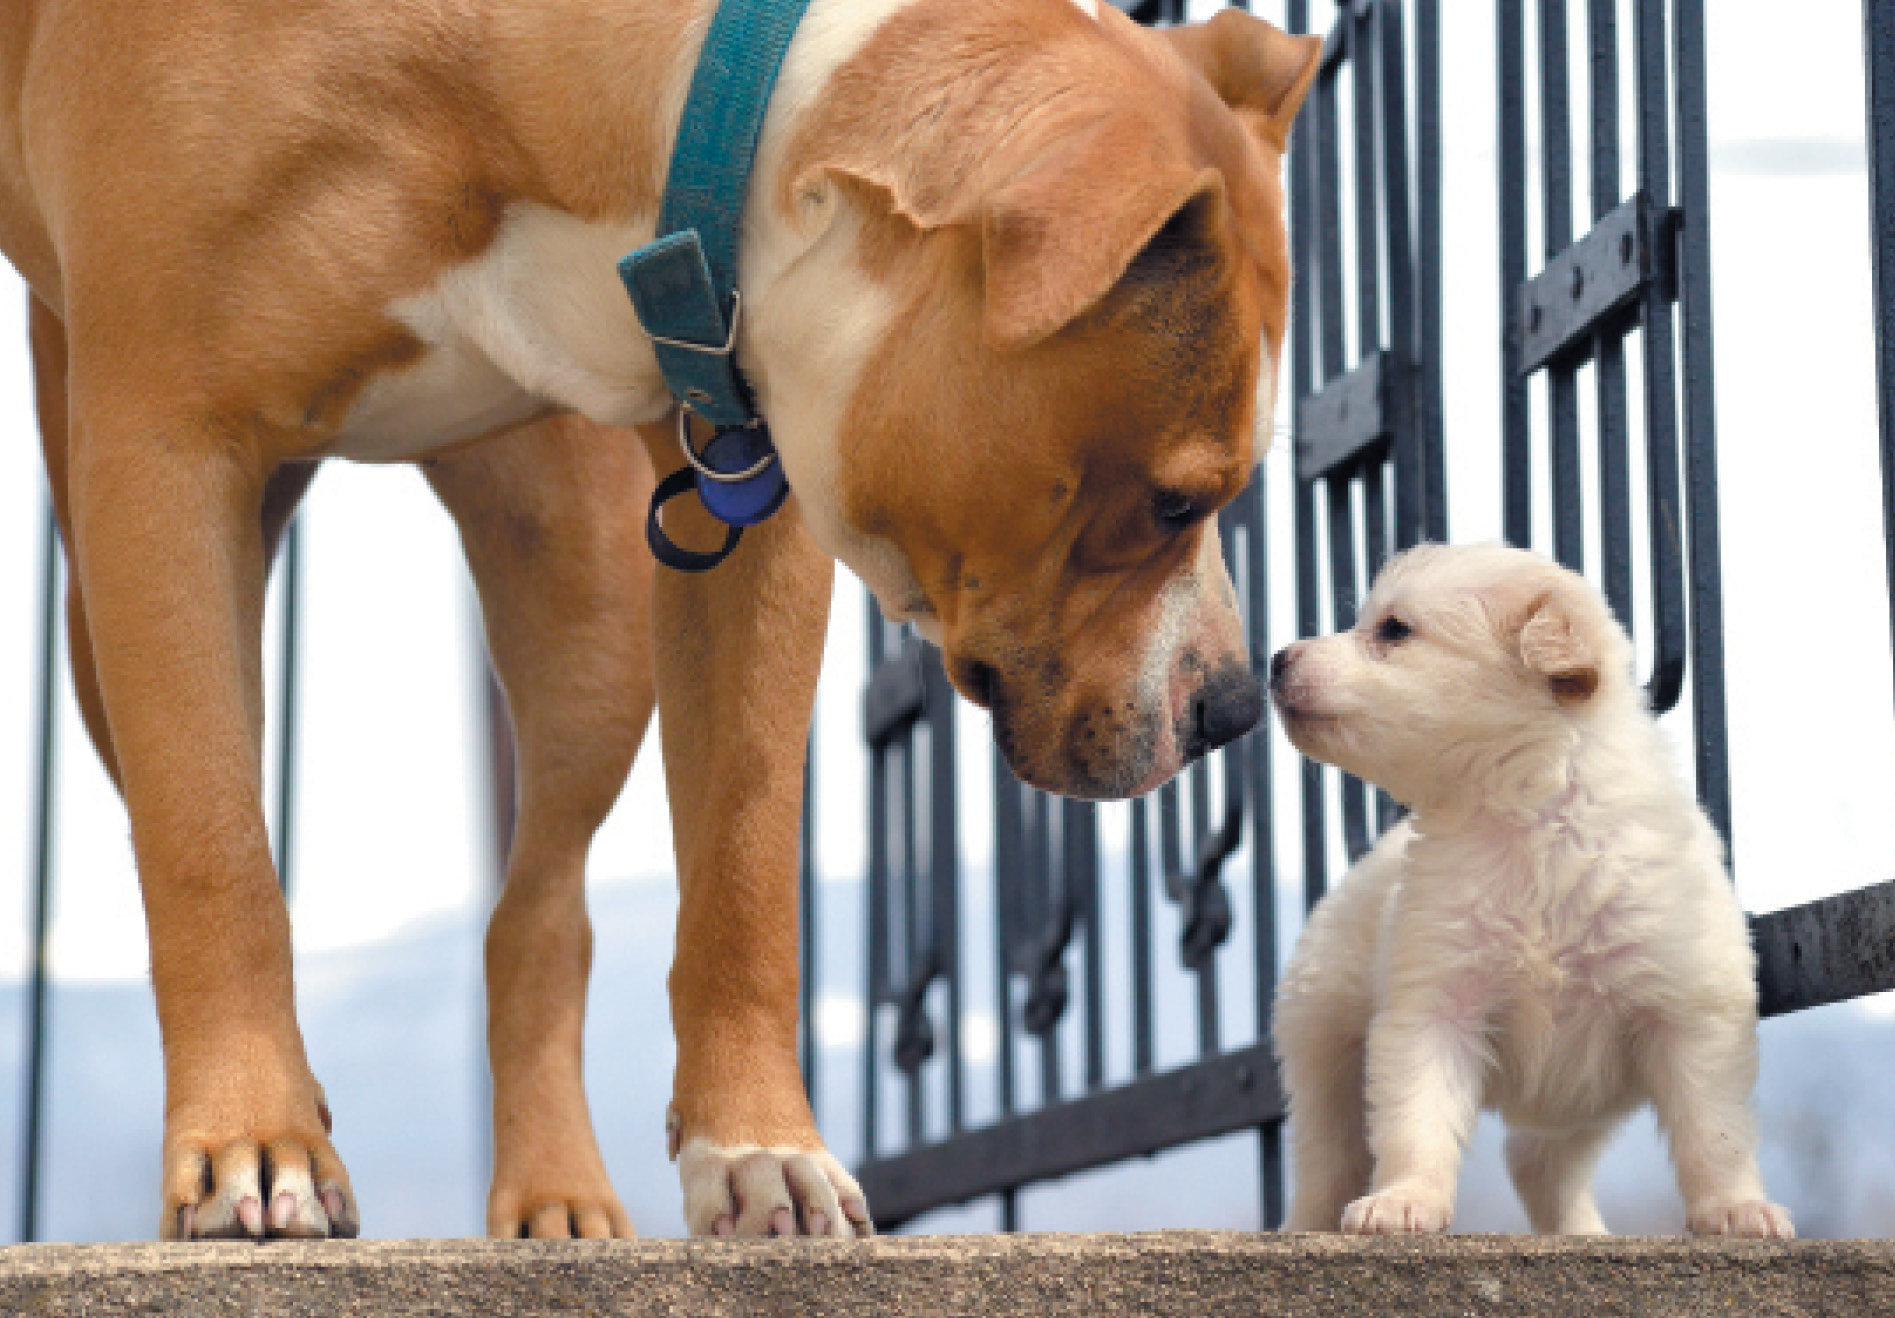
left=1152, top=490, right=1202, bottom=533
left=1374, top=614, right=1413, bottom=646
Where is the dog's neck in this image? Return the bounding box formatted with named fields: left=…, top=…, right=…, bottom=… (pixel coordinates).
left=1404, top=686, right=1661, bottom=838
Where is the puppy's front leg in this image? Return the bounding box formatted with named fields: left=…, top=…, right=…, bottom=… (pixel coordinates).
left=647, top=431, right=870, bottom=1239
left=1641, top=1014, right=1793, bottom=1239
left=64, top=392, right=352, bottom=1240
left=1351, top=999, right=1489, bottom=1233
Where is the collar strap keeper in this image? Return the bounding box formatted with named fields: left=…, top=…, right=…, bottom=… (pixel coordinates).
left=618, top=0, right=815, bottom=431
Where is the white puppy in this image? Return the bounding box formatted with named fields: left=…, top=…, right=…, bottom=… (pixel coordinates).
left=1268, top=543, right=1791, bottom=1238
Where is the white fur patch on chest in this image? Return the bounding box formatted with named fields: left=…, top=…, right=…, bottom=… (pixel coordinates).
left=324, top=204, right=672, bottom=462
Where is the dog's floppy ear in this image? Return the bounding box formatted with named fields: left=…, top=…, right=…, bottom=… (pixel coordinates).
left=1163, top=10, right=1325, bottom=154
left=981, top=121, right=1223, bottom=349
left=1519, top=591, right=1600, bottom=704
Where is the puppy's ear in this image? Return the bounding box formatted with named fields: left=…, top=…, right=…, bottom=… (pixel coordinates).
left=1163, top=11, right=1325, bottom=154
left=1519, top=592, right=1600, bottom=704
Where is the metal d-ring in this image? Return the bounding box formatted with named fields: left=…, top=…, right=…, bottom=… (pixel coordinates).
left=676, top=407, right=776, bottom=484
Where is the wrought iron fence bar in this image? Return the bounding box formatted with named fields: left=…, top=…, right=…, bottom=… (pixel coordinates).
left=862, top=599, right=887, bottom=1160
left=1587, top=0, right=1637, bottom=626
left=1752, top=879, right=1895, bottom=1017
left=900, top=738, right=923, bottom=1144
left=18, top=500, right=59, bottom=1245
left=800, top=739, right=816, bottom=1103
left=1288, top=0, right=1328, bottom=916
left=1234, top=478, right=1287, bottom=1231
left=1630, top=0, right=1689, bottom=717
left=273, top=517, right=303, bottom=898
left=1352, top=4, right=1382, bottom=355
left=1326, top=479, right=1371, bottom=862
left=925, top=658, right=964, bottom=1132
left=1070, top=798, right=1105, bottom=1091
left=1130, top=798, right=1154, bottom=1078
left=1032, top=798, right=1062, bottom=1104
left=856, top=1041, right=1285, bottom=1231
left=1871, top=0, right=1895, bottom=696
left=1539, top=0, right=1587, bottom=573
left=1499, top=0, right=1533, bottom=546
left=991, top=745, right=1020, bottom=1123
left=1668, top=0, right=1733, bottom=847
left=1377, top=0, right=1423, bottom=548
left=1416, top=0, right=1448, bottom=541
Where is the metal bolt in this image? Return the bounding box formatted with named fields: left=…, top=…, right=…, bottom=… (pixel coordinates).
left=685, top=387, right=713, bottom=405
left=1571, top=266, right=1586, bottom=299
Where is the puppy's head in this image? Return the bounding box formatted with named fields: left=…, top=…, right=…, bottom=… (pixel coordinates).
left=758, top=2, right=1320, bottom=799
left=1268, top=543, right=1636, bottom=811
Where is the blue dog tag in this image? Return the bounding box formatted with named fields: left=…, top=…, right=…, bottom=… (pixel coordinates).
left=695, top=426, right=790, bottom=527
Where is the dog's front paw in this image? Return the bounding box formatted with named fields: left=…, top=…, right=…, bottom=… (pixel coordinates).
left=673, top=1116, right=871, bottom=1238
left=1688, top=1199, right=1795, bottom=1240
left=162, top=1097, right=357, bottom=1241
left=1342, top=1187, right=1453, bottom=1234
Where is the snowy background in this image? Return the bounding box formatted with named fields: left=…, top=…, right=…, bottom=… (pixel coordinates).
left=0, top=0, right=1892, bottom=1241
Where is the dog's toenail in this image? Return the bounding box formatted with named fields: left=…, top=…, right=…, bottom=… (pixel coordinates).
left=807, top=1211, right=829, bottom=1236
left=713, top=1215, right=735, bottom=1237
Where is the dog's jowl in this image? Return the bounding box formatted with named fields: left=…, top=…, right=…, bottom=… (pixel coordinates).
left=1271, top=543, right=1792, bottom=1238
left=0, top=0, right=1317, bottom=1239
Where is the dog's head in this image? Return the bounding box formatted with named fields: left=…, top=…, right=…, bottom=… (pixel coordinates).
left=1268, top=543, right=1637, bottom=811
left=752, top=2, right=1320, bottom=799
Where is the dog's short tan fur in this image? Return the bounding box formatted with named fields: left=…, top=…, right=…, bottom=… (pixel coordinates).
left=1, top=0, right=1317, bottom=1239
left=1270, top=544, right=1792, bottom=1238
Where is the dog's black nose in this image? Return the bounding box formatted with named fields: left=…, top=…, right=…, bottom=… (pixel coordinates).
left=1268, top=645, right=1294, bottom=691
left=1186, top=660, right=1264, bottom=759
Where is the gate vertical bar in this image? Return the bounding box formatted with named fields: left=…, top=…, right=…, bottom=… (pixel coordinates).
left=1587, top=0, right=1636, bottom=625
left=1670, top=0, right=1732, bottom=846
left=273, top=518, right=303, bottom=898
left=18, top=502, right=59, bottom=1244
left=1499, top=0, right=1532, bottom=545
left=800, top=739, right=817, bottom=1103
left=1417, top=0, right=1448, bottom=540
left=1632, top=0, right=1689, bottom=715
left=1540, top=0, right=1587, bottom=571
left=1872, top=0, right=1895, bottom=698
left=862, top=601, right=887, bottom=1161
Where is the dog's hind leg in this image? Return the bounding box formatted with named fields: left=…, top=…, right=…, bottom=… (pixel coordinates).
left=426, top=413, right=656, bottom=1239
left=1504, top=1126, right=1613, bottom=1234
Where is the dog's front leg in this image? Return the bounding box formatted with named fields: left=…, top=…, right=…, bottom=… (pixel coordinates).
left=64, top=397, right=352, bottom=1241
left=1350, top=999, right=1489, bottom=1233
left=648, top=435, right=870, bottom=1239
left=1641, top=1013, right=1793, bottom=1239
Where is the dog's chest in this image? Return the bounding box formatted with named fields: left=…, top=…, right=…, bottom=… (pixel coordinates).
left=322, top=204, right=671, bottom=462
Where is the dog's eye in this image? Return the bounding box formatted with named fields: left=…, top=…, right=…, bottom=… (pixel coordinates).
left=1152, top=490, right=1203, bottom=534
left=1375, top=614, right=1413, bottom=646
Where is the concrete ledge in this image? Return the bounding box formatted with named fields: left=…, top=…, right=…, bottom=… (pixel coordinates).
left=2, top=1231, right=1891, bottom=1316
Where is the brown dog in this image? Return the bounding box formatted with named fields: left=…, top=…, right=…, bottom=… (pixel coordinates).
left=0, top=0, right=1317, bottom=1239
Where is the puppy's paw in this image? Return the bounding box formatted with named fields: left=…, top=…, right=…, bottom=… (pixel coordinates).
left=675, top=1131, right=872, bottom=1239
left=1688, top=1199, right=1795, bottom=1240
left=1342, top=1187, right=1453, bottom=1234
left=489, top=1186, right=634, bottom=1240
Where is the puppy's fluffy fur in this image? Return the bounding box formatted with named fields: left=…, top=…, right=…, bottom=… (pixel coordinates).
left=1269, top=543, right=1791, bottom=1237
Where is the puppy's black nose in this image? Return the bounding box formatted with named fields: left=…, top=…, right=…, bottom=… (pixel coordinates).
left=1186, top=661, right=1264, bottom=760
left=1268, top=645, right=1295, bottom=692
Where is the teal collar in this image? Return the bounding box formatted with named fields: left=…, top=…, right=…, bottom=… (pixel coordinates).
left=619, top=0, right=814, bottom=569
